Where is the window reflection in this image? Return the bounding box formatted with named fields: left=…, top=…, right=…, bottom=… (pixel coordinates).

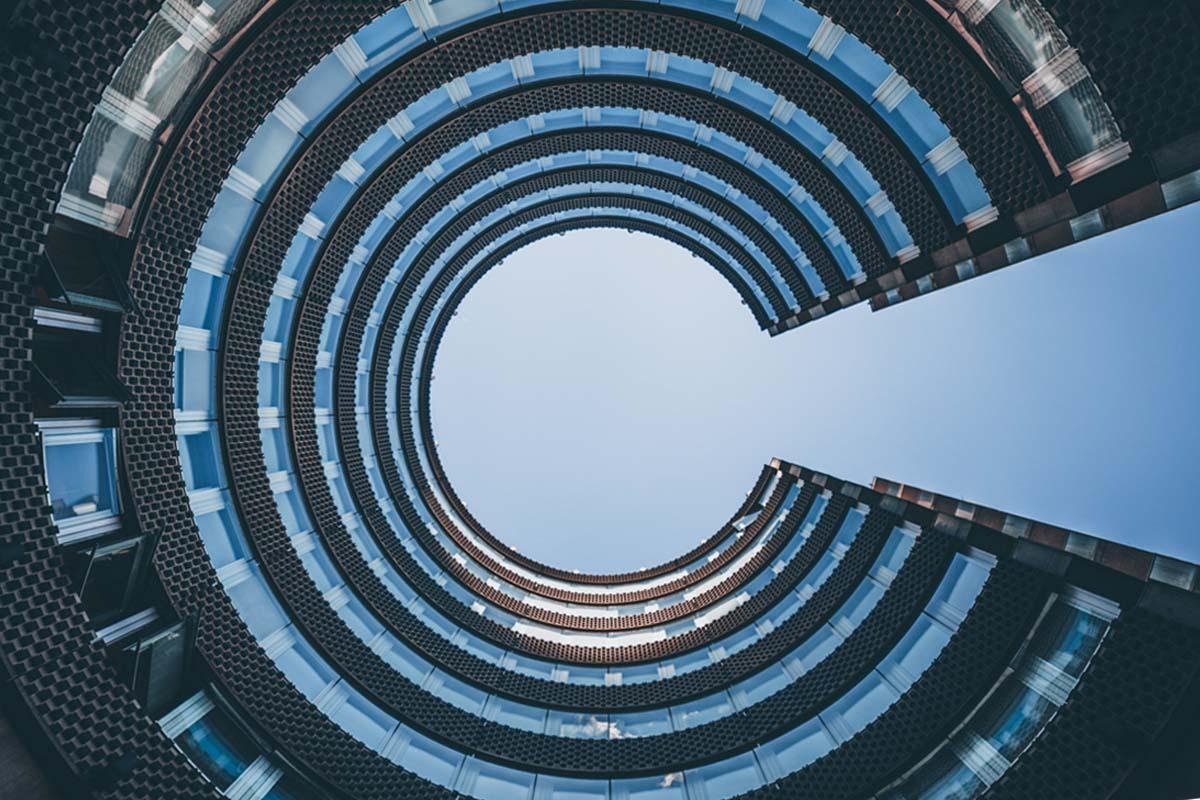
left=40, top=422, right=120, bottom=525
left=162, top=691, right=323, bottom=797
left=533, top=774, right=609, bottom=800
left=685, top=751, right=765, bottom=800
left=58, top=0, right=269, bottom=230
left=63, top=536, right=144, bottom=626
left=454, top=757, right=536, bottom=799
left=176, top=423, right=225, bottom=492
left=545, top=710, right=612, bottom=739
left=611, top=772, right=687, bottom=800
left=958, top=0, right=1125, bottom=176
left=174, top=712, right=257, bottom=791
left=879, top=591, right=1114, bottom=798
left=38, top=419, right=123, bottom=547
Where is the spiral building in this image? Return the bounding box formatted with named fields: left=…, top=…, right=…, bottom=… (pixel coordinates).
left=2, top=1, right=1200, bottom=798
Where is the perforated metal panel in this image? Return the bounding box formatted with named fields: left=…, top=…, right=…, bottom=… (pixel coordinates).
left=3, top=0, right=1198, bottom=796
left=0, top=0, right=223, bottom=796
left=1042, top=0, right=1200, bottom=156
left=987, top=608, right=1200, bottom=799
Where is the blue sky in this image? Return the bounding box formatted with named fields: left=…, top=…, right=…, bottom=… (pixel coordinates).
left=431, top=203, right=1200, bottom=572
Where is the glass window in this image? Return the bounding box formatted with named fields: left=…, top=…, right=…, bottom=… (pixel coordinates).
left=353, top=126, right=399, bottom=176
left=774, top=523, right=810, bottom=565
left=557, top=664, right=607, bottom=686
left=196, top=187, right=257, bottom=259
left=335, top=595, right=383, bottom=643
left=931, top=555, right=992, bottom=623
left=545, top=710, right=610, bottom=739
left=379, top=569, right=419, bottom=608
left=263, top=293, right=296, bottom=345
left=174, top=348, right=216, bottom=414
left=818, top=33, right=892, bottom=103
left=118, top=31, right=203, bottom=108
left=616, top=661, right=660, bottom=685
left=410, top=599, right=458, bottom=641
left=807, top=552, right=840, bottom=590
left=878, top=614, right=952, bottom=694
left=976, top=1, right=1070, bottom=76
left=761, top=588, right=803, bottom=631
left=533, top=774, right=609, bottom=800
left=875, top=528, right=916, bottom=576
left=832, top=579, right=885, bottom=634
left=329, top=684, right=396, bottom=750
left=177, top=423, right=225, bottom=492
left=377, top=638, right=433, bottom=686
left=274, top=487, right=310, bottom=536
left=886, top=91, right=954, bottom=161
left=236, top=112, right=304, bottom=196
left=824, top=672, right=899, bottom=739
left=741, top=563, right=780, bottom=597
left=258, top=359, right=286, bottom=411
left=751, top=1, right=821, bottom=54
left=297, top=544, right=340, bottom=593
left=730, top=663, right=792, bottom=710
left=275, top=631, right=336, bottom=701
left=973, top=676, right=1056, bottom=761
left=194, top=495, right=248, bottom=568
left=452, top=630, right=505, bottom=666
left=879, top=748, right=984, bottom=800
left=668, top=648, right=711, bottom=677
left=755, top=717, right=835, bottom=780
left=783, top=625, right=841, bottom=678
left=428, top=0, right=498, bottom=30
left=175, top=709, right=259, bottom=790
left=484, top=695, right=546, bottom=734
left=223, top=563, right=288, bottom=639
left=286, top=57, right=358, bottom=135
left=389, top=726, right=464, bottom=786
left=260, top=426, right=291, bottom=475
left=66, top=537, right=142, bottom=625
left=59, top=117, right=155, bottom=229
left=454, top=757, right=536, bottom=799
left=884, top=592, right=1112, bottom=799
left=424, top=671, right=487, bottom=715
left=42, top=425, right=119, bottom=524
left=609, top=708, right=671, bottom=739
left=502, top=651, right=556, bottom=681
left=832, top=507, right=866, bottom=552
left=310, top=173, right=357, bottom=229
left=1045, top=82, right=1118, bottom=167
left=611, top=772, right=687, bottom=800
left=280, top=232, right=322, bottom=281
left=314, top=364, right=335, bottom=408
left=327, top=473, right=355, bottom=521
left=528, top=49, right=578, bottom=82
left=685, top=752, right=765, bottom=800
left=1032, top=604, right=1107, bottom=678
left=354, top=7, right=422, bottom=69
left=799, top=494, right=830, bottom=531
left=670, top=691, right=734, bottom=731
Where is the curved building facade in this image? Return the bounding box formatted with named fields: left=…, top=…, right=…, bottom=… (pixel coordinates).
left=2, top=1, right=1200, bottom=798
